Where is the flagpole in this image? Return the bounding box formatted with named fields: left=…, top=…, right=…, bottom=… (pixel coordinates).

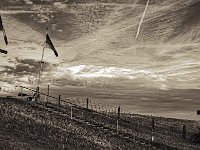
left=36, top=27, right=48, bottom=102
left=2, top=28, right=8, bottom=45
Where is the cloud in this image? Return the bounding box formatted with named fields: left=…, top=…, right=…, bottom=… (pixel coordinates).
left=23, top=0, right=33, bottom=5
left=0, top=57, right=59, bottom=87
left=0, top=58, right=54, bottom=76
left=53, top=2, right=67, bottom=9
left=58, top=64, right=165, bottom=81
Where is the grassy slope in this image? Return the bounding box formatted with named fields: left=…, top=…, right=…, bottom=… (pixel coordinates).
left=1, top=97, right=200, bottom=149
left=0, top=130, right=54, bottom=150
left=0, top=97, right=151, bottom=150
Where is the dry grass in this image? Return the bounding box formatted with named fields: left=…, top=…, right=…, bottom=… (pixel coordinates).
left=1, top=97, right=200, bottom=149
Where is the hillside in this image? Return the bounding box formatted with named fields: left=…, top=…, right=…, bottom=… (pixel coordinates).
left=1, top=97, right=200, bottom=149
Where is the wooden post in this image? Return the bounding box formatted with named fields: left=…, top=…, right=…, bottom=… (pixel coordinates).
left=93, top=101, right=97, bottom=111
left=117, top=120, right=119, bottom=134
left=151, top=136, right=154, bottom=146
left=20, top=86, right=23, bottom=99
left=62, top=136, right=67, bottom=150
left=182, top=125, right=186, bottom=139
left=58, top=95, right=61, bottom=106
left=71, top=105, right=73, bottom=119
left=105, top=104, right=107, bottom=113
left=90, top=99, right=93, bottom=110
left=47, top=85, right=49, bottom=104
left=97, top=101, right=101, bottom=111
left=117, top=106, right=120, bottom=134
left=152, top=117, right=155, bottom=131
left=35, top=87, right=39, bottom=103
left=44, top=95, right=46, bottom=105
left=118, top=106, right=120, bottom=119
left=86, top=98, right=89, bottom=109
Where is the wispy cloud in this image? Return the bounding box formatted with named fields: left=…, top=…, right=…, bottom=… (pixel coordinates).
left=0, top=58, right=54, bottom=75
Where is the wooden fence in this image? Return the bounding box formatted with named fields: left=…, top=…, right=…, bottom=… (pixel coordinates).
left=2, top=85, right=199, bottom=149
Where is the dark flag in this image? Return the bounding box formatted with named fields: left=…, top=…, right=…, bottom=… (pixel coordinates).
left=197, top=110, right=200, bottom=115
left=0, top=49, right=7, bottom=54
left=0, top=15, right=8, bottom=45
left=3, top=31, right=8, bottom=45
left=0, top=15, right=3, bottom=31
left=46, top=34, right=58, bottom=57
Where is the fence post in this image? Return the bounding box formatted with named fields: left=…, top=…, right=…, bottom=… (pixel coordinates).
left=104, top=104, right=107, bottom=113
left=20, top=86, right=23, bottom=99
left=86, top=98, right=89, bottom=109
left=62, top=136, right=67, bottom=150
left=44, top=95, right=46, bottom=106
left=151, top=136, right=154, bottom=146
left=71, top=105, right=73, bottom=119
left=117, top=106, right=120, bottom=134
left=97, top=101, right=100, bottom=111
left=152, top=117, right=155, bottom=131
left=117, top=120, right=119, bottom=134
left=182, top=125, right=186, bottom=139
left=58, top=95, right=61, bottom=106
left=35, top=87, right=39, bottom=103
left=93, top=101, right=97, bottom=111
left=46, top=85, right=49, bottom=105
left=90, top=99, right=92, bottom=110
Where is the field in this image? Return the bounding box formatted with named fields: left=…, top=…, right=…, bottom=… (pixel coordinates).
left=1, top=97, right=200, bottom=150
left=1, top=1, right=200, bottom=149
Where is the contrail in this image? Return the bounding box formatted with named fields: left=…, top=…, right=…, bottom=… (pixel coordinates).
left=135, top=0, right=150, bottom=40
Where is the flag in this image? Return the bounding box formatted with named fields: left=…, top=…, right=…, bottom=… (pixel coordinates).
left=3, top=32, right=8, bottom=45
left=46, top=34, right=58, bottom=57
left=0, top=49, right=7, bottom=54
left=0, top=15, right=3, bottom=31
left=0, top=15, right=8, bottom=45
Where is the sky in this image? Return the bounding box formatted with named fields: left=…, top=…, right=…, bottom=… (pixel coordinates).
left=1, top=0, right=200, bottom=119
